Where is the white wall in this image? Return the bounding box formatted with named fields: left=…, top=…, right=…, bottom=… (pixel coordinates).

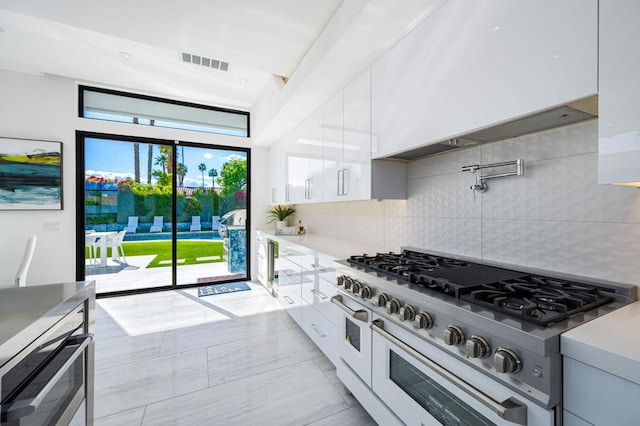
left=295, top=120, right=640, bottom=286
left=0, top=69, right=258, bottom=286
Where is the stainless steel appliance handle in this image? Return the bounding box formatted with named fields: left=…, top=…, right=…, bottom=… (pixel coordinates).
left=337, top=170, right=342, bottom=196
left=371, top=320, right=528, bottom=425
left=331, top=295, right=368, bottom=321
left=5, top=333, right=94, bottom=421
left=310, top=263, right=326, bottom=271
left=267, top=241, right=275, bottom=282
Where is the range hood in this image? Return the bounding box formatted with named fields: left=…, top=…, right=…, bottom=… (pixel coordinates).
left=389, top=96, right=598, bottom=161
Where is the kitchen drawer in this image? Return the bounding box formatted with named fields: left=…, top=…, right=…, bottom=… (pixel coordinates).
left=564, top=357, right=640, bottom=426
left=301, top=276, right=338, bottom=325
left=301, top=303, right=337, bottom=365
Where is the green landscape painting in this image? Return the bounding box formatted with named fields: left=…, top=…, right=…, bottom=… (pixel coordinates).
left=0, top=138, right=62, bottom=210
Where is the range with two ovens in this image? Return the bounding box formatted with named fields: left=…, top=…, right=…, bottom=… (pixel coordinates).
left=331, top=248, right=636, bottom=425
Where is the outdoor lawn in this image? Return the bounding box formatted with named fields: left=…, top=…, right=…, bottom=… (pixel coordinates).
left=93, top=240, right=224, bottom=268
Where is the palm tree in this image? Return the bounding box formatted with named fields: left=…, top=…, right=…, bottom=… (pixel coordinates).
left=147, top=144, right=153, bottom=184
left=133, top=143, right=140, bottom=183
left=208, top=168, right=218, bottom=188
left=177, top=163, right=187, bottom=186
left=155, top=153, right=168, bottom=174
left=198, top=163, right=207, bottom=188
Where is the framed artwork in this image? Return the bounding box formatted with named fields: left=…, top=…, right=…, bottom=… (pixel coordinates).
left=0, top=137, right=63, bottom=210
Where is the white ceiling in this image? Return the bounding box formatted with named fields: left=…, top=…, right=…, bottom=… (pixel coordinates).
left=0, top=0, right=441, bottom=145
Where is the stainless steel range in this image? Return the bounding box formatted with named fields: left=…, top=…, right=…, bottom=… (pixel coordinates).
left=331, top=248, right=636, bottom=426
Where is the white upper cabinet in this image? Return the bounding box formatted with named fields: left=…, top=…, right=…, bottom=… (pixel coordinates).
left=342, top=68, right=373, bottom=201
left=270, top=68, right=406, bottom=205
left=285, top=114, right=325, bottom=204
left=323, top=69, right=374, bottom=202
left=322, top=89, right=345, bottom=202
left=269, top=139, right=286, bottom=204
left=371, top=0, right=598, bottom=159
left=598, top=0, right=640, bottom=187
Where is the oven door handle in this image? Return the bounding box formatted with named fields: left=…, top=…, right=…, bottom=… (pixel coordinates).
left=4, top=333, right=94, bottom=421
left=371, top=320, right=528, bottom=425
left=331, top=295, right=368, bottom=322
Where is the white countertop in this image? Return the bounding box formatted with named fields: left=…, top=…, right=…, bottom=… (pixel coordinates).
left=258, top=230, right=379, bottom=260
left=561, top=300, right=640, bottom=385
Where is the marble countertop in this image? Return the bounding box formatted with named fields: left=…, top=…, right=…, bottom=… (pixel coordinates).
left=258, top=230, right=379, bottom=260
left=0, top=281, right=95, bottom=368
left=561, top=300, right=640, bottom=385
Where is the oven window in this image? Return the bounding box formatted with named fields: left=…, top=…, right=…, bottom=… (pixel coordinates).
left=1, top=339, right=85, bottom=425
left=345, top=318, right=361, bottom=352
left=389, top=351, right=495, bottom=426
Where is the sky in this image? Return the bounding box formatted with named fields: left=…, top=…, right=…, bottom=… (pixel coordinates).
left=84, top=138, right=246, bottom=188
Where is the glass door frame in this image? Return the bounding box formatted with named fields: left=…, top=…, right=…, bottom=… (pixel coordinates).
left=75, top=131, right=252, bottom=297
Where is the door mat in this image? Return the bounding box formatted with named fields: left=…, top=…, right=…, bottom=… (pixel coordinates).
left=197, top=282, right=251, bottom=297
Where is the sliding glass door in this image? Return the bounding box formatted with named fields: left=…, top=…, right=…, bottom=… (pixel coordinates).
left=77, top=133, right=249, bottom=295
left=175, top=145, right=248, bottom=286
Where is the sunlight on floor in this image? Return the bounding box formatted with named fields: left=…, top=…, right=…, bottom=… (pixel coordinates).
left=97, top=282, right=282, bottom=337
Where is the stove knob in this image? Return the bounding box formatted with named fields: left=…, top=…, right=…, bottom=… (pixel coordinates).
left=443, top=325, right=465, bottom=346
left=386, top=298, right=401, bottom=315
left=359, top=285, right=372, bottom=300
left=336, top=275, right=346, bottom=287
left=351, top=281, right=362, bottom=295
left=399, top=305, right=416, bottom=321
left=343, top=277, right=353, bottom=291
left=414, top=312, right=433, bottom=330
left=466, top=336, right=491, bottom=359
left=377, top=293, right=389, bottom=307
left=494, top=348, right=522, bottom=374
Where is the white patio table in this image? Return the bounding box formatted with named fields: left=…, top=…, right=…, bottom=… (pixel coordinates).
left=88, top=231, right=118, bottom=267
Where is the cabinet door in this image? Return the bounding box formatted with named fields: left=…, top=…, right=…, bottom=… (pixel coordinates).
left=343, top=68, right=372, bottom=201
left=256, top=232, right=268, bottom=287
left=306, top=108, right=325, bottom=202
left=372, top=0, right=597, bottom=158
left=275, top=255, right=303, bottom=326
left=323, top=90, right=344, bottom=202
left=285, top=121, right=308, bottom=204
left=598, top=0, right=640, bottom=186
left=269, top=142, right=286, bottom=204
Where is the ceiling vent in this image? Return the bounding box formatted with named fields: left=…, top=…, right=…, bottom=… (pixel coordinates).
left=181, top=52, right=230, bottom=72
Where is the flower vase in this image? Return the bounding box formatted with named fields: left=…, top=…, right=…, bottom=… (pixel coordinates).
left=276, top=220, right=287, bottom=230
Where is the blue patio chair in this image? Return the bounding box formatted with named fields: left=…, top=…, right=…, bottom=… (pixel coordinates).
left=150, top=216, right=164, bottom=233
left=125, top=216, right=138, bottom=233
left=190, top=216, right=201, bottom=232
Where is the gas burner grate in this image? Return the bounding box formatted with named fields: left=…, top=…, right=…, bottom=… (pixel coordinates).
left=461, top=276, right=613, bottom=326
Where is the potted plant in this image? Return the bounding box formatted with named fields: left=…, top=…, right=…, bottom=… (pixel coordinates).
left=267, top=205, right=295, bottom=230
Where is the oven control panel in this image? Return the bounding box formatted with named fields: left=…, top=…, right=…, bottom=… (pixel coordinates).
left=334, top=272, right=557, bottom=407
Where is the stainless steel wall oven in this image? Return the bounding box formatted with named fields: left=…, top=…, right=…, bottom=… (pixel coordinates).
left=1, top=289, right=94, bottom=426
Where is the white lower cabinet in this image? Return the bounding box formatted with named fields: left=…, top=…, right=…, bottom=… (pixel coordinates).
left=268, top=236, right=339, bottom=364
left=563, top=357, right=640, bottom=425
left=300, top=299, right=337, bottom=365
left=275, top=253, right=304, bottom=326
left=256, top=233, right=268, bottom=288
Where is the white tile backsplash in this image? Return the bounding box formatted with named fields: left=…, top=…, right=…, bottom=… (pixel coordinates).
left=293, top=120, right=640, bottom=286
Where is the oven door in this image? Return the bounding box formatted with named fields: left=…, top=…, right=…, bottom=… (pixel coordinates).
left=331, top=293, right=372, bottom=386
left=1, top=332, right=93, bottom=426
left=370, top=316, right=553, bottom=426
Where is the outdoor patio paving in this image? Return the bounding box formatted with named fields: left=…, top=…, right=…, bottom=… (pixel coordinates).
left=87, top=255, right=242, bottom=294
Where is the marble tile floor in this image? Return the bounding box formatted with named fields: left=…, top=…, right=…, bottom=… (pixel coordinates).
left=94, top=282, right=377, bottom=425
